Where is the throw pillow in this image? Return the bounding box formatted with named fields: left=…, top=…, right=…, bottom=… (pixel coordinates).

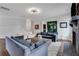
left=30, top=43, right=35, bottom=51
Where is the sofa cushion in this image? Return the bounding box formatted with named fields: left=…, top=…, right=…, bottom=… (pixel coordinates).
left=11, top=37, right=30, bottom=47
left=13, top=38, right=36, bottom=50
left=29, top=43, right=35, bottom=50
left=35, top=40, right=45, bottom=48
left=15, top=35, right=24, bottom=39
left=18, top=40, right=31, bottom=47
left=19, top=40, right=36, bottom=51
left=41, top=32, right=47, bottom=35
left=11, top=35, right=24, bottom=40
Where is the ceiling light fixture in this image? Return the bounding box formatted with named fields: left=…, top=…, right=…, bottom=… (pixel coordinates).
left=28, top=7, right=40, bottom=15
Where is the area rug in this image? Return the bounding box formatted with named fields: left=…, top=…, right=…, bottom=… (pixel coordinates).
left=48, top=42, right=61, bottom=56
left=63, top=42, right=77, bottom=56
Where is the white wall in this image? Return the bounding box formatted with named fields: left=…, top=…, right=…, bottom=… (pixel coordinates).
left=0, top=15, right=26, bottom=38
left=0, top=13, right=72, bottom=41
left=32, top=14, right=72, bottom=40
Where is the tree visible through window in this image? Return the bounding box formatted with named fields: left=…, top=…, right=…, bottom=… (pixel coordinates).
left=47, top=21, right=57, bottom=33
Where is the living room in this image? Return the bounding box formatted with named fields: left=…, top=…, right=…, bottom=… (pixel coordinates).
left=0, top=3, right=78, bottom=56
left=0, top=3, right=72, bottom=39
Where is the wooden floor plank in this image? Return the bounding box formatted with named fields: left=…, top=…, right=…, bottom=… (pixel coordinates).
left=0, top=39, right=9, bottom=56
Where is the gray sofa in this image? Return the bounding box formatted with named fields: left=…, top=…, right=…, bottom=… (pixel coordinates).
left=5, top=36, right=49, bottom=56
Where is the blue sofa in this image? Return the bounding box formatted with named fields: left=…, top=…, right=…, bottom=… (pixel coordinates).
left=5, top=36, right=49, bottom=56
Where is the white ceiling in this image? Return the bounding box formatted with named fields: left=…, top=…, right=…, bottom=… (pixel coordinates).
left=0, top=3, right=72, bottom=20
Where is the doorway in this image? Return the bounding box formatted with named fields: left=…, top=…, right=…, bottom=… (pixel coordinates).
left=72, top=31, right=76, bottom=46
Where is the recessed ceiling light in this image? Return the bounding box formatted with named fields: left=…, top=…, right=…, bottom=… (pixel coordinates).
left=28, top=7, right=41, bottom=15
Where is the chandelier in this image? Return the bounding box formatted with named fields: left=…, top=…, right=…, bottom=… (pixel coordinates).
left=28, top=7, right=41, bottom=15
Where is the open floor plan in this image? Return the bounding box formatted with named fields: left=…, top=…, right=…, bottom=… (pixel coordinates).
left=0, top=3, right=79, bottom=56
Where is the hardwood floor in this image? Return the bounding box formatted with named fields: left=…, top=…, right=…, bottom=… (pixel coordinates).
left=57, top=40, right=64, bottom=56
left=0, top=39, right=9, bottom=56
left=57, top=40, right=77, bottom=56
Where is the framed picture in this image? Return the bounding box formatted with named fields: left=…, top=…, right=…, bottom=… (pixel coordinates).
left=35, top=24, right=39, bottom=29
left=60, top=22, right=67, bottom=28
